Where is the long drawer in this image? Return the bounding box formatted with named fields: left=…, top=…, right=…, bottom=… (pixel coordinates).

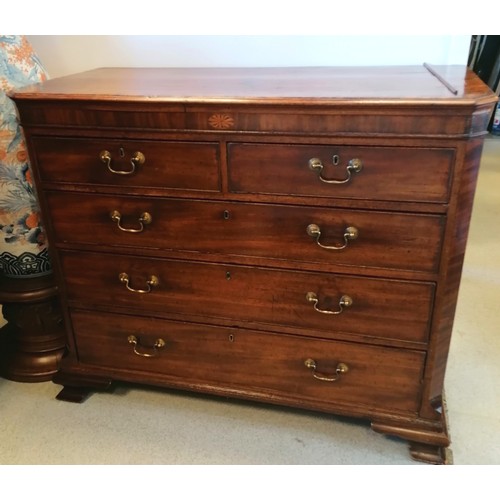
left=228, top=143, right=454, bottom=203
left=48, top=192, right=444, bottom=274
left=31, top=137, right=221, bottom=192
left=71, top=309, right=425, bottom=413
left=61, top=251, right=434, bottom=344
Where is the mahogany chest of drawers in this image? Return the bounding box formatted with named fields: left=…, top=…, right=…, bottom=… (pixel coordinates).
left=12, top=66, right=497, bottom=463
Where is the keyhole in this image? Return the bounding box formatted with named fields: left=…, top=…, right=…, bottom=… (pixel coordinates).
left=119, top=147, right=125, bottom=158
left=223, top=210, right=230, bottom=220
left=332, top=155, right=340, bottom=166
left=228, top=334, right=235, bottom=342
left=226, top=271, right=231, bottom=280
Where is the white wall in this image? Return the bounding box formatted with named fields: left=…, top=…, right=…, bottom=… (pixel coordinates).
left=27, top=36, right=472, bottom=80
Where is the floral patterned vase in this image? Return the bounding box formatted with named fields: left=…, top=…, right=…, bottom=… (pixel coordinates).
left=0, top=35, right=50, bottom=278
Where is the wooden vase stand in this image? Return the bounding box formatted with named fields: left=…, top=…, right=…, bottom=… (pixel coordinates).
left=0, top=273, right=65, bottom=382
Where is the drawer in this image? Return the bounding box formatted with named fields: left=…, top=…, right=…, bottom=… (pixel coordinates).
left=71, top=310, right=425, bottom=413
left=61, top=251, right=434, bottom=344
left=31, top=137, right=220, bottom=192
left=48, top=192, right=444, bottom=274
left=228, top=143, right=454, bottom=203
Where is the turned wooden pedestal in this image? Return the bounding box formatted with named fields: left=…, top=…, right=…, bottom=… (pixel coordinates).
left=0, top=273, right=66, bottom=382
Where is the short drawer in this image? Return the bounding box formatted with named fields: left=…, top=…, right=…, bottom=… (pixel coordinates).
left=71, top=310, right=425, bottom=413
left=228, top=143, right=454, bottom=203
left=31, top=137, right=220, bottom=192
left=48, top=192, right=444, bottom=274
left=61, top=251, right=434, bottom=344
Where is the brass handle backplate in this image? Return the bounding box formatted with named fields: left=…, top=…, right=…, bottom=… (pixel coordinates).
left=100, top=150, right=145, bottom=175
left=128, top=335, right=165, bottom=357
left=306, top=223, right=358, bottom=250
left=308, top=157, right=362, bottom=184
left=119, top=272, right=159, bottom=293
left=110, top=210, right=152, bottom=233
left=304, top=358, right=349, bottom=382
left=306, top=292, right=353, bottom=315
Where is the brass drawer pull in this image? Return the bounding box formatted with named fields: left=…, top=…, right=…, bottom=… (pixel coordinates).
left=128, top=335, right=165, bottom=357
left=110, top=210, right=152, bottom=233
left=304, top=358, right=349, bottom=382
left=100, top=150, right=145, bottom=175
left=306, top=223, right=358, bottom=250
left=308, top=157, right=362, bottom=184
left=119, top=272, right=159, bottom=293
left=306, top=292, right=353, bottom=315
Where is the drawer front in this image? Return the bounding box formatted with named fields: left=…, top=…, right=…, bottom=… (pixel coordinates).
left=48, top=192, right=444, bottom=274
left=228, top=143, right=454, bottom=203
left=61, top=251, right=434, bottom=344
left=32, top=137, right=220, bottom=192
left=72, top=310, right=425, bottom=413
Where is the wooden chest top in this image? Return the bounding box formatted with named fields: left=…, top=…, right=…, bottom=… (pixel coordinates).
left=11, top=65, right=496, bottom=105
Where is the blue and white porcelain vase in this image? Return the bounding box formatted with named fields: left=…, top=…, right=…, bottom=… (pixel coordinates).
left=0, top=35, right=50, bottom=278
